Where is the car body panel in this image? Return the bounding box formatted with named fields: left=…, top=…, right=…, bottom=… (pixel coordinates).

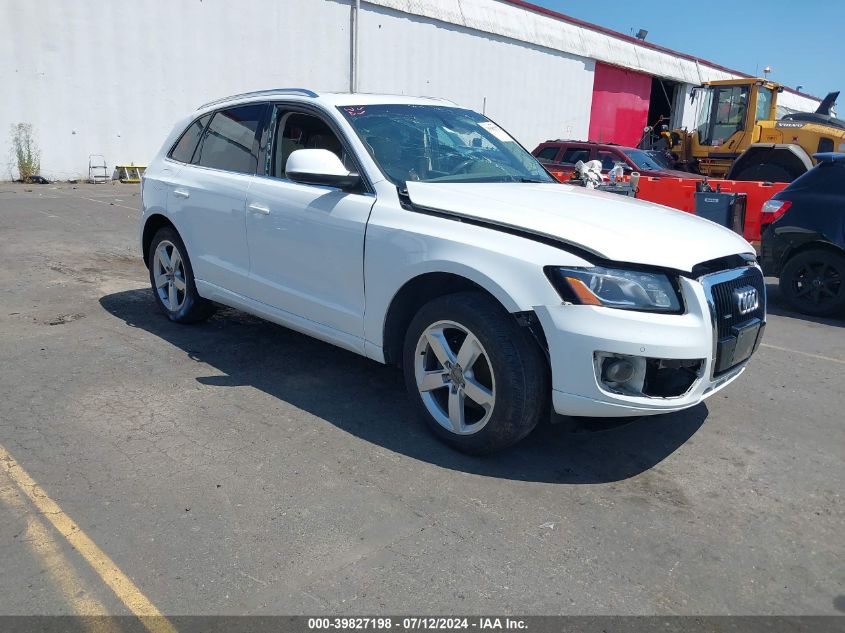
left=245, top=175, right=376, bottom=339
left=165, top=163, right=253, bottom=295
left=405, top=181, right=754, bottom=272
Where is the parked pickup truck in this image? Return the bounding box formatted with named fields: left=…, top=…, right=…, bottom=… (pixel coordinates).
left=140, top=89, right=765, bottom=454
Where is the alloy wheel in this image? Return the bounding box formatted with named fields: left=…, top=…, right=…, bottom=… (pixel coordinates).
left=414, top=320, right=496, bottom=435
left=153, top=240, right=187, bottom=312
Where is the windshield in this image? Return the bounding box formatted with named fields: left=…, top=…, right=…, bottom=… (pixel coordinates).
left=338, top=104, right=553, bottom=187
left=622, top=148, right=665, bottom=171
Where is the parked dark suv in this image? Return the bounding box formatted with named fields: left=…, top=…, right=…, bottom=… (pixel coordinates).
left=760, top=153, right=845, bottom=316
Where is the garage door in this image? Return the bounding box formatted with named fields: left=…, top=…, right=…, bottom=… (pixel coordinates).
left=588, top=62, right=651, bottom=147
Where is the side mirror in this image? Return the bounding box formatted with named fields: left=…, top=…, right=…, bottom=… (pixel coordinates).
left=285, top=149, right=360, bottom=190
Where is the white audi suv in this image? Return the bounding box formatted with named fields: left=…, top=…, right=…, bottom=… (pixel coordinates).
left=140, top=89, right=765, bottom=453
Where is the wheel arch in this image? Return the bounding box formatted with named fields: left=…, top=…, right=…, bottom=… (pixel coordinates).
left=141, top=214, right=178, bottom=268
left=381, top=271, right=520, bottom=366
left=782, top=239, right=845, bottom=270
left=727, top=144, right=812, bottom=181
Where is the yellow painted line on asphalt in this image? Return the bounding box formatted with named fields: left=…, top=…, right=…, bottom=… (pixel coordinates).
left=0, top=477, right=120, bottom=633
left=761, top=342, right=845, bottom=365
left=0, top=443, right=178, bottom=633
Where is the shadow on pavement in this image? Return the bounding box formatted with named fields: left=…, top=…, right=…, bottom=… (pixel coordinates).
left=100, top=288, right=709, bottom=485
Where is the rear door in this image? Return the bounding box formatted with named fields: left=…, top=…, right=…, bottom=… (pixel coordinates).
left=168, top=103, right=267, bottom=295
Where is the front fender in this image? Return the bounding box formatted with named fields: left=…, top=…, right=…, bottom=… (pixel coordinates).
left=362, top=201, right=588, bottom=359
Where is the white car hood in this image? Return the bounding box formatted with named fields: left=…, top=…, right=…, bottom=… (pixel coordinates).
left=405, top=182, right=754, bottom=272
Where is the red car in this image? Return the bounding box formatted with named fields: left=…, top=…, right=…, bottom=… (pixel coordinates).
left=532, top=140, right=703, bottom=181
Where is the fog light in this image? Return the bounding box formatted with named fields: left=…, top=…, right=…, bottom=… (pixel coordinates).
left=595, top=352, right=647, bottom=396
left=602, top=358, right=634, bottom=383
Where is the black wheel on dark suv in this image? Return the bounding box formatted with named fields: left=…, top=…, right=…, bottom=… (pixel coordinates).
left=779, top=249, right=845, bottom=317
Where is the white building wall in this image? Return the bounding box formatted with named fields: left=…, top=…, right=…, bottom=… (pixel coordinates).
left=357, top=4, right=595, bottom=150
left=0, top=0, right=822, bottom=180
left=0, top=0, right=352, bottom=180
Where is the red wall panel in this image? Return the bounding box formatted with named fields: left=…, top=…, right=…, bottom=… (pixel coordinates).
left=588, top=62, right=651, bottom=147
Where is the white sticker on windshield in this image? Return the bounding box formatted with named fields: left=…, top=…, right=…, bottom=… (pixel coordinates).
left=479, top=121, right=512, bottom=142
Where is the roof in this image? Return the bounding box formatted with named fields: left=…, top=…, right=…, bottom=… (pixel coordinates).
left=500, top=0, right=820, bottom=101
left=196, top=90, right=457, bottom=112
left=813, top=152, right=845, bottom=163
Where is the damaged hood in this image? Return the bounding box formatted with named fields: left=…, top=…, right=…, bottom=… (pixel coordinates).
left=405, top=181, right=754, bottom=272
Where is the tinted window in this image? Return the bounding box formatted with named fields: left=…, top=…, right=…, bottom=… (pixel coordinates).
left=271, top=111, right=351, bottom=178
left=560, top=148, right=590, bottom=164
left=169, top=115, right=210, bottom=163
left=622, top=149, right=663, bottom=171
left=535, top=146, right=559, bottom=162
left=195, top=104, right=264, bottom=174
left=597, top=150, right=625, bottom=171
left=818, top=138, right=834, bottom=153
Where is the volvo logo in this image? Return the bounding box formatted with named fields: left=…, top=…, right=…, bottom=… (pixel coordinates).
left=734, top=286, right=759, bottom=315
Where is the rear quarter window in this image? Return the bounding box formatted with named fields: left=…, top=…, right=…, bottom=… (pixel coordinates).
left=168, top=115, right=210, bottom=163
left=194, top=104, right=266, bottom=174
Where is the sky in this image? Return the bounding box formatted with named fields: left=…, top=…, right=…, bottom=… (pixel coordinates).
left=530, top=0, right=841, bottom=99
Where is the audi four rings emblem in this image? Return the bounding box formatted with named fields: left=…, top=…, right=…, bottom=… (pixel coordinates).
left=734, top=286, right=760, bottom=315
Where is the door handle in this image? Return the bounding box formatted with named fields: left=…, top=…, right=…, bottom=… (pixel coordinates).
left=248, top=202, right=270, bottom=215
left=173, top=188, right=190, bottom=199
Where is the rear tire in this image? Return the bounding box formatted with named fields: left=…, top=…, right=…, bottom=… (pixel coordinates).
left=779, top=248, right=845, bottom=317
left=402, top=292, right=548, bottom=454
left=148, top=227, right=214, bottom=323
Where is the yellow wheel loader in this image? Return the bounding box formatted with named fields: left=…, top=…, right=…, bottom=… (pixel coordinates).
left=644, top=78, right=845, bottom=182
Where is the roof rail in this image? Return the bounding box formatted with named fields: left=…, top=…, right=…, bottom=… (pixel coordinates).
left=197, top=88, right=318, bottom=110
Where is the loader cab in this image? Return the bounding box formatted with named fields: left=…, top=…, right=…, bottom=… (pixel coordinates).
left=686, top=79, right=780, bottom=177
left=693, top=80, right=778, bottom=148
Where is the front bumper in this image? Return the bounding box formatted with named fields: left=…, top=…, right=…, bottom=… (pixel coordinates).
left=535, top=274, right=761, bottom=417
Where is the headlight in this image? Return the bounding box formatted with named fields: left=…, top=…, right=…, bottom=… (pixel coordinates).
left=547, top=266, right=682, bottom=312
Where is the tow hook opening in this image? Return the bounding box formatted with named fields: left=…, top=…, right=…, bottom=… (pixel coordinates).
left=596, top=352, right=704, bottom=398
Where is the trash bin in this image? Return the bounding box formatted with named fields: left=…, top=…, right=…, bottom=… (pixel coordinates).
left=694, top=191, right=747, bottom=235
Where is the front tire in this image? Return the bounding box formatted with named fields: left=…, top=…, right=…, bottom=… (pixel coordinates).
left=779, top=249, right=845, bottom=317
left=403, top=292, right=548, bottom=454
left=148, top=227, right=214, bottom=323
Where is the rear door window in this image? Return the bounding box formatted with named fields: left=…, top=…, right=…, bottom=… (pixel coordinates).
left=535, top=146, right=560, bottom=163
left=560, top=147, right=590, bottom=165
left=194, top=104, right=266, bottom=174
left=169, top=115, right=210, bottom=163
